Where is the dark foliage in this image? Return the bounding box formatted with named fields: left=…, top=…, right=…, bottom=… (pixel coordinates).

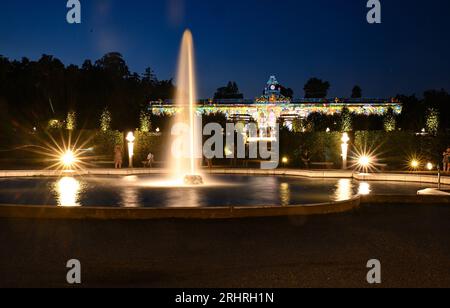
left=351, top=85, right=362, bottom=98
left=303, top=78, right=330, bottom=98
left=0, top=53, right=175, bottom=131
left=214, top=81, right=244, bottom=99
left=280, top=86, right=294, bottom=99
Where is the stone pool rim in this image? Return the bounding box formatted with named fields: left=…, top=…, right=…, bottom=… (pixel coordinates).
left=0, top=195, right=448, bottom=220
left=0, top=196, right=361, bottom=220
left=0, top=168, right=449, bottom=186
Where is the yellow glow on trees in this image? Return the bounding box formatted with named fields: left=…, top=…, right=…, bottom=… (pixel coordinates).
left=383, top=107, right=396, bottom=132
left=140, top=110, right=152, bottom=133
left=66, top=111, right=77, bottom=130
left=340, top=107, right=353, bottom=132
left=100, top=107, right=112, bottom=132
left=426, top=108, right=439, bottom=135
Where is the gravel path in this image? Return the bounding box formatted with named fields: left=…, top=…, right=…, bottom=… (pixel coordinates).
left=0, top=204, right=449, bottom=288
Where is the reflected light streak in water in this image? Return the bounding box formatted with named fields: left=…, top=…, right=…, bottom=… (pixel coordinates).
left=123, top=175, right=139, bottom=182
left=121, top=186, right=139, bottom=208
left=334, top=179, right=354, bottom=201
left=55, top=177, right=82, bottom=207
left=280, top=183, right=290, bottom=206
left=166, top=188, right=200, bottom=208
left=358, top=182, right=372, bottom=195
left=120, top=176, right=141, bottom=207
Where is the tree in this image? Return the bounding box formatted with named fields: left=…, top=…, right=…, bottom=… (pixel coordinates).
left=0, top=98, right=14, bottom=146
left=66, top=111, right=77, bottom=130
left=397, top=95, right=424, bottom=131
left=353, top=114, right=383, bottom=131
left=0, top=53, right=177, bottom=132
left=139, top=110, right=152, bottom=132
left=100, top=107, right=112, bottom=132
left=423, top=89, right=450, bottom=130
left=306, top=113, right=338, bottom=132
left=426, top=108, right=440, bottom=135
left=95, top=52, right=130, bottom=78
left=351, top=86, right=362, bottom=99
left=304, top=78, right=330, bottom=98
left=280, top=86, right=294, bottom=99
left=292, top=117, right=313, bottom=133
left=383, top=107, right=396, bottom=132
left=214, top=81, right=244, bottom=99
left=81, top=60, right=93, bottom=71
left=340, top=107, right=353, bottom=132
left=152, top=79, right=175, bottom=100
left=142, top=67, right=157, bottom=84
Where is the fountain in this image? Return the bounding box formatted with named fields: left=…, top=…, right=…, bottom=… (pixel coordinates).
left=172, top=30, right=204, bottom=186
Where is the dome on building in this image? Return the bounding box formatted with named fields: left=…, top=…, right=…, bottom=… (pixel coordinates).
left=257, top=75, right=290, bottom=103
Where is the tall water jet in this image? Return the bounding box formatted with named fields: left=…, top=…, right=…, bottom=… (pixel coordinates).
left=172, top=30, right=203, bottom=185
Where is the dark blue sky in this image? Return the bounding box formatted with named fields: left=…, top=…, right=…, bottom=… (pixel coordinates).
left=1, top=0, right=449, bottom=98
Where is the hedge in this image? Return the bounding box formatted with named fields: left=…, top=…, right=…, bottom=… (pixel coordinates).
left=354, top=131, right=450, bottom=169
left=281, top=130, right=450, bottom=169
left=133, top=131, right=165, bottom=164
left=92, top=130, right=124, bottom=159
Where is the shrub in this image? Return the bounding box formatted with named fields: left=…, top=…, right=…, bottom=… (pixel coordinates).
left=134, top=131, right=164, bottom=164
left=93, top=130, right=124, bottom=158
left=281, top=131, right=342, bottom=167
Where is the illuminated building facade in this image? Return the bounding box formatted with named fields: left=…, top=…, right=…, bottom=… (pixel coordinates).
left=150, top=76, right=402, bottom=130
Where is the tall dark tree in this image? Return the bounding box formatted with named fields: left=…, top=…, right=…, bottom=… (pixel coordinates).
left=280, top=86, right=294, bottom=99
left=303, top=78, right=330, bottom=98
left=142, top=67, right=158, bottom=84
left=95, top=52, right=130, bottom=78
left=0, top=53, right=176, bottom=132
left=81, top=60, right=93, bottom=71
left=396, top=95, right=424, bottom=131
left=423, top=89, right=450, bottom=130
left=214, top=81, right=244, bottom=99
left=351, top=85, right=362, bottom=98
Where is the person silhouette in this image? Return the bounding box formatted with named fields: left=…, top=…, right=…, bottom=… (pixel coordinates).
left=114, top=145, right=123, bottom=169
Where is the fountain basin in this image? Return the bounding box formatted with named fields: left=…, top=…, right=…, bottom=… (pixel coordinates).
left=0, top=173, right=446, bottom=208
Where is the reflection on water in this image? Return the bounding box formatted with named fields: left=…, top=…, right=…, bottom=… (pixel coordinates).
left=120, top=176, right=140, bottom=207
left=358, top=182, right=372, bottom=195
left=280, top=183, right=290, bottom=206
left=3, top=175, right=431, bottom=208
left=251, top=176, right=278, bottom=204
left=123, top=175, right=139, bottom=183
left=334, top=179, right=354, bottom=201
left=55, top=177, right=82, bottom=207
left=167, top=188, right=200, bottom=208
left=121, top=186, right=139, bottom=207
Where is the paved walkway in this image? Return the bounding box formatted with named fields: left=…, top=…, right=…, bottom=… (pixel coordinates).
left=0, top=203, right=449, bottom=288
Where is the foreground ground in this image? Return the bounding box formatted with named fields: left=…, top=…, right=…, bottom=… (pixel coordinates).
left=0, top=203, right=449, bottom=288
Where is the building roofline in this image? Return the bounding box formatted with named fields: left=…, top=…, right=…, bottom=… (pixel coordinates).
left=150, top=97, right=400, bottom=105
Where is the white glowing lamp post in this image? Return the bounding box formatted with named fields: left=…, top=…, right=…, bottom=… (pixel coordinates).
left=126, top=132, right=136, bottom=168
left=341, top=133, right=350, bottom=169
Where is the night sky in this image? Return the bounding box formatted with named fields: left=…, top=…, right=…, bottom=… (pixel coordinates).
left=1, top=0, right=449, bottom=99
